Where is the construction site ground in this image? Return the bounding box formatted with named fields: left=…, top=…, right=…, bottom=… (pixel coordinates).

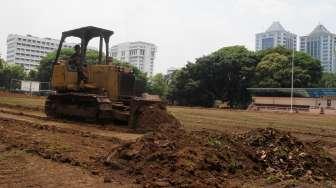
left=0, top=91, right=336, bottom=187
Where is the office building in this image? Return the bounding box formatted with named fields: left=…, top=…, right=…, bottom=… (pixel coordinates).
left=256, top=21, right=297, bottom=51
left=165, top=67, right=178, bottom=82
left=300, top=24, right=336, bottom=72
left=110, top=42, right=157, bottom=77
left=6, top=34, right=76, bottom=71
left=166, top=67, right=178, bottom=75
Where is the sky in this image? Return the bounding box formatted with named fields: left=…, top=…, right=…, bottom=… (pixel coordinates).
left=0, top=0, right=335, bottom=74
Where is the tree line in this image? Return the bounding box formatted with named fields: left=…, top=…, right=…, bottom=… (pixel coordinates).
left=166, top=46, right=336, bottom=108
left=1, top=46, right=336, bottom=108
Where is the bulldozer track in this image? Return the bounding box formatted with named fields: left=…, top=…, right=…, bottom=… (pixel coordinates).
left=0, top=117, right=134, bottom=185
left=0, top=106, right=142, bottom=186
left=0, top=109, right=142, bottom=187
left=0, top=107, right=142, bottom=142
left=0, top=143, right=108, bottom=188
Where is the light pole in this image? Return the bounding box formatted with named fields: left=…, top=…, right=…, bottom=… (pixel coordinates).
left=290, top=46, right=295, bottom=113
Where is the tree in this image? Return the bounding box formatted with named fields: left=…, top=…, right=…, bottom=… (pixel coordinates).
left=255, top=47, right=322, bottom=88
left=0, top=58, right=4, bottom=69
left=319, top=73, right=336, bottom=88
left=0, top=63, right=26, bottom=89
left=148, top=73, right=169, bottom=98
left=169, top=46, right=258, bottom=108
left=36, top=48, right=74, bottom=82
left=27, top=70, right=38, bottom=81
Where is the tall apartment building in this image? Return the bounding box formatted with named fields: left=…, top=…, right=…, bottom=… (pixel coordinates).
left=6, top=34, right=76, bottom=71
left=256, top=21, right=297, bottom=51
left=166, top=67, right=178, bottom=75
left=300, top=24, right=336, bottom=72
left=110, top=42, right=157, bottom=77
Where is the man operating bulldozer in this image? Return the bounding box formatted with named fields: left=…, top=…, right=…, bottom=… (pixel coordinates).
left=69, top=44, right=88, bottom=84
left=46, top=26, right=165, bottom=124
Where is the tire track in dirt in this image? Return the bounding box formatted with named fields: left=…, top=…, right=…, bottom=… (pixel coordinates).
left=0, top=118, right=135, bottom=184
left=0, top=108, right=143, bottom=142
left=0, top=143, right=110, bottom=188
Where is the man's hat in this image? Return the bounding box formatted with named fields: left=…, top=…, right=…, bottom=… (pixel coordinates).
left=74, top=44, right=81, bottom=50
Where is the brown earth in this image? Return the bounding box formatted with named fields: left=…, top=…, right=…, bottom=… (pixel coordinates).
left=0, top=115, right=142, bottom=187
left=105, top=105, right=336, bottom=187
left=133, top=103, right=181, bottom=132
left=1, top=93, right=336, bottom=187
left=0, top=143, right=105, bottom=188
left=0, top=91, right=44, bottom=98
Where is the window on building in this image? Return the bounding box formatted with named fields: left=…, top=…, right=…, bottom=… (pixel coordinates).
left=111, top=52, right=118, bottom=57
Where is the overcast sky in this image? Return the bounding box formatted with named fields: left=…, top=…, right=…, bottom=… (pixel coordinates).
left=0, top=0, right=335, bottom=74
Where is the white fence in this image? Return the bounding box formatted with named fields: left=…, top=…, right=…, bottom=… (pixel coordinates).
left=10, top=79, right=51, bottom=94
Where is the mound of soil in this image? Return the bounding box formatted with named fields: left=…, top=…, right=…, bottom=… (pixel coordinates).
left=105, top=106, right=336, bottom=187
left=238, top=128, right=336, bottom=180
left=133, top=103, right=182, bottom=132
left=106, top=126, right=256, bottom=187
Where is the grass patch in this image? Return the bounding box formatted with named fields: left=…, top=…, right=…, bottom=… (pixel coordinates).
left=168, top=107, right=336, bottom=138
left=266, top=174, right=282, bottom=184
left=0, top=150, right=27, bottom=161
left=45, top=140, right=73, bottom=153
left=0, top=96, right=45, bottom=110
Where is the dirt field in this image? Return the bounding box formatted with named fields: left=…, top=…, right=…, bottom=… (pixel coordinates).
left=0, top=93, right=336, bottom=187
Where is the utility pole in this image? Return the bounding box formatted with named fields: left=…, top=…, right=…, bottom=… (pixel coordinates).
left=290, top=45, right=295, bottom=113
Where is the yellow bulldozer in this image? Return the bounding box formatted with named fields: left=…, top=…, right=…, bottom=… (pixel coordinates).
left=45, top=26, right=163, bottom=126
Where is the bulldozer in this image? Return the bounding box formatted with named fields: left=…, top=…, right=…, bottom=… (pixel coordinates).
left=45, top=26, right=163, bottom=126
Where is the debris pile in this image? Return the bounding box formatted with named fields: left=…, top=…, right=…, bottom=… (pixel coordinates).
left=105, top=106, right=336, bottom=186
left=238, top=128, right=336, bottom=180
left=106, top=127, right=256, bottom=187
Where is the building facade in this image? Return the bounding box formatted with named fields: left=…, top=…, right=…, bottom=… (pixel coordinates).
left=166, top=67, right=177, bottom=75
left=248, top=88, right=336, bottom=114
left=300, top=24, right=336, bottom=73
left=110, top=42, right=157, bottom=77
left=6, top=34, right=75, bottom=71
left=256, top=21, right=297, bottom=51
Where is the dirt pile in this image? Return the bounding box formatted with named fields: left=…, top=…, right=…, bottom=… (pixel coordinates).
left=105, top=106, right=336, bottom=187
left=133, top=103, right=182, bottom=132
left=105, top=126, right=256, bottom=187
left=238, top=128, right=336, bottom=181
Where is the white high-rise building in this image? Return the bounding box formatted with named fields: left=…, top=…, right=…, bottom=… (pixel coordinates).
left=256, top=21, right=297, bottom=51
left=166, top=67, right=177, bottom=75
left=6, top=34, right=76, bottom=72
left=300, top=24, right=336, bottom=73
left=110, top=42, right=157, bottom=77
